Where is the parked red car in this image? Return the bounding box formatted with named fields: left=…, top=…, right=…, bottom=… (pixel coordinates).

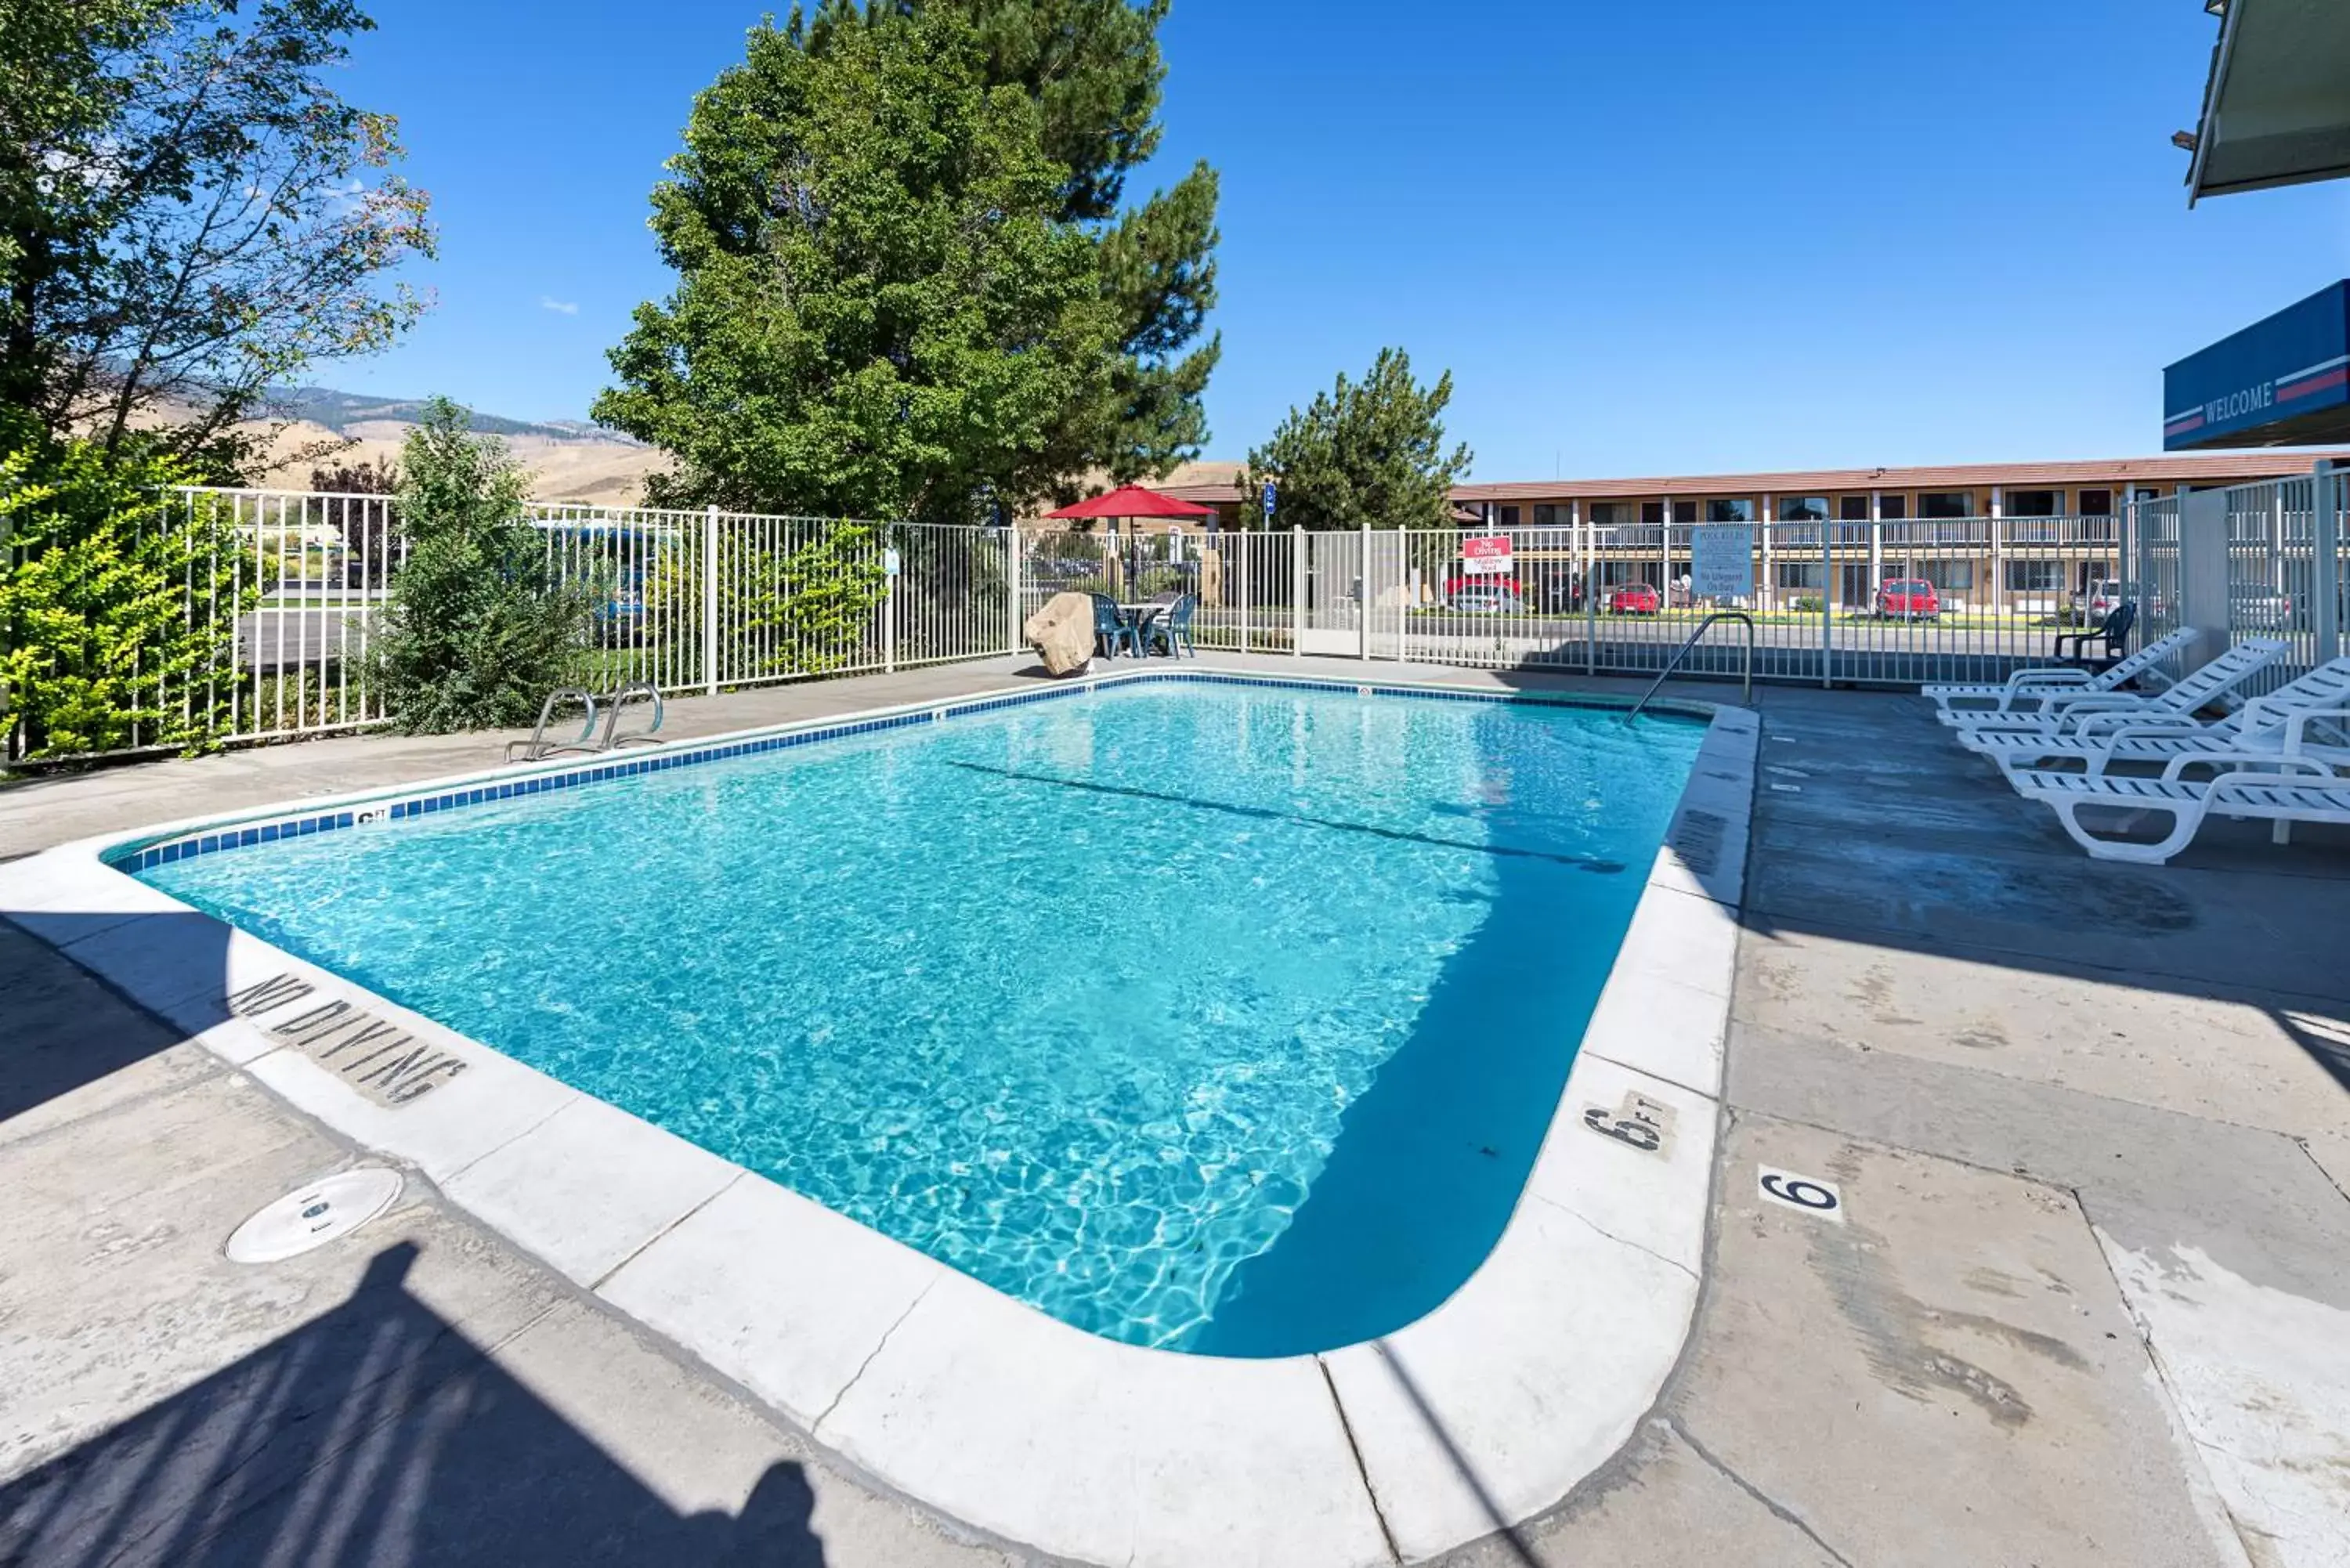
left=1874, top=577, right=1941, bottom=621
left=1607, top=582, right=1662, bottom=615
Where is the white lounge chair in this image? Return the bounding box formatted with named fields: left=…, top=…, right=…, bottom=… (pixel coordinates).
left=1929, top=629, right=2198, bottom=723
left=1953, top=638, right=2289, bottom=750
left=2017, top=762, right=2350, bottom=864
left=1970, top=659, right=2350, bottom=781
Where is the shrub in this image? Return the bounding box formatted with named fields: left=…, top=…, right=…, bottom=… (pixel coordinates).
left=0, top=416, right=254, bottom=760
left=642, top=521, right=888, bottom=682
left=365, top=400, right=594, bottom=732
left=1788, top=594, right=1825, bottom=613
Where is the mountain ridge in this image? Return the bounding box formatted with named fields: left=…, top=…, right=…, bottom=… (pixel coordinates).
left=263, top=385, right=643, bottom=446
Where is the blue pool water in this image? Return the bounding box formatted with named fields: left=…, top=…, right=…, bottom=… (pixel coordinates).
left=142, top=681, right=1704, bottom=1355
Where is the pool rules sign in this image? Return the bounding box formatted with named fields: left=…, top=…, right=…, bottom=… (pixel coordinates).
left=1690, top=525, right=1754, bottom=601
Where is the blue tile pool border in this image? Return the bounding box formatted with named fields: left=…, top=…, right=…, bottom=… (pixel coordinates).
left=104, top=668, right=1713, bottom=874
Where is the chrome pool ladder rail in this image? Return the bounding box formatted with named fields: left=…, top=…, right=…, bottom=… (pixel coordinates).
left=602, top=680, right=665, bottom=750
left=507, top=688, right=598, bottom=761
left=1627, top=611, right=1756, bottom=720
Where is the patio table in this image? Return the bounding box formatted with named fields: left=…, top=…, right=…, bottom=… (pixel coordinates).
left=1117, top=602, right=1173, bottom=654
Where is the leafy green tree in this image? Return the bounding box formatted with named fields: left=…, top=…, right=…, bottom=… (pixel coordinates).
left=596, top=0, right=1218, bottom=523
left=0, top=0, right=433, bottom=461
left=1241, top=349, right=1474, bottom=532
left=938, top=0, right=1220, bottom=490
left=0, top=410, right=253, bottom=759
left=366, top=399, right=591, bottom=733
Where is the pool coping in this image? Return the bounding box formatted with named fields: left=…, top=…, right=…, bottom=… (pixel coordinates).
left=0, top=664, right=1755, bottom=1568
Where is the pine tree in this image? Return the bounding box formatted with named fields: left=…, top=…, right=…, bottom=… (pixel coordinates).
left=942, top=0, right=1222, bottom=488
left=1242, top=350, right=1475, bottom=532
left=595, top=2, right=1219, bottom=522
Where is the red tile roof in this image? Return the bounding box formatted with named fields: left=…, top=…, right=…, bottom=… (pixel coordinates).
left=1449, top=450, right=2350, bottom=503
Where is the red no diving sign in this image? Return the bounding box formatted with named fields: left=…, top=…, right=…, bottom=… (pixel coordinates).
left=1461, top=535, right=1513, bottom=576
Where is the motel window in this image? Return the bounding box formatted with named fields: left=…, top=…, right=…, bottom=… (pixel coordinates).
left=1640, top=501, right=1698, bottom=526
left=2004, top=490, right=2061, bottom=518
left=1921, top=492, right=1975, bottom=519
left=2004, top=559, right=2065, bottom=593
left=1774, top=562, right=1824, bottom=590
left=1589, top=501, right=1636, bottom=528
left=1922, top=561, right=1975, bottom=591
left=2078, top=489, right=2114, bottom=517
left=1878, top=496, right=1908, bottom=521
left=1499, top=505, right=1520, bottom=528
left=1838, top=497, right=1872, bottom=522
left=1777, top=497, right=1830, bottom=522
left=1533, top=504, right=1560, bottom=527
left=1706, top=498, right=1754, bottom=523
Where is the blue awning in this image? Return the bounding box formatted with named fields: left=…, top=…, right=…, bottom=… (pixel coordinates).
left=2164, top=281, right=2350, bottom=450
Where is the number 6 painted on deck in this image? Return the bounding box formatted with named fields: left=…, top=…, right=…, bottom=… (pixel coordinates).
left=1759, top=1171, right=1841, bottom=1214
left=1583, top=1107, right=1661, bottom=1151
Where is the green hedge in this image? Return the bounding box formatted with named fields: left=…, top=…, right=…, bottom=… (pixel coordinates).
left=1, top=419, right=255, bottom=761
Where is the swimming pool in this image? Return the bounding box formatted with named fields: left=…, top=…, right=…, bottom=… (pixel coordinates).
left=136, top=678, right=1704, bottom=1355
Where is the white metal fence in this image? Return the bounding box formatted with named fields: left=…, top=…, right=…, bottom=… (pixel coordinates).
left=2, top=487, right=1018, bottom=761
left=18, top=473, right=2341, bottom=763
left=1035, top=514, right=2154, bottom=688
left=2215, top=468, right=2346, bottom=702
left=2131, top=491, right=2186, bottom=679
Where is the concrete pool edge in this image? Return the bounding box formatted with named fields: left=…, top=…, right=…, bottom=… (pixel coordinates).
left=0, top=667, right=1753, bottom=1568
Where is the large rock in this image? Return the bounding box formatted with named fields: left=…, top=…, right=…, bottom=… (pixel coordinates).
left=1024, top=591, right=1096, bottom=677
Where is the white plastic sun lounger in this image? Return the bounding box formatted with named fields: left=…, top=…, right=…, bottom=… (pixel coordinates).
left=1953, top=638, right=2289, bottom=750
left=1929, top=629, right=2198, bottom=724
left=1970, top=659, right=2350, bottom=782
left=2017, top=763, right=2350, bottom=863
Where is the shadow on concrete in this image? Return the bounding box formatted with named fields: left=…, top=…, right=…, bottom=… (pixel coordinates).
left=1360, top=1342, right=1542, bottom=1568
left=1474, top=667, right=2350, bottom=1097
left=0, top=910, right=238, bottom=1125
left=1719, top=683, right=2350, bottom=1089
left=0, top=1244, right=828, bottom=1568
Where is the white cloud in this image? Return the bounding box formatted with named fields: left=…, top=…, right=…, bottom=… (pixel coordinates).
left=539, top=296, right=580, bottom=316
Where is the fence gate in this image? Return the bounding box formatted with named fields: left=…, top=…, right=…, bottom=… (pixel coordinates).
left=1253, top=511, right=2154, bottom=690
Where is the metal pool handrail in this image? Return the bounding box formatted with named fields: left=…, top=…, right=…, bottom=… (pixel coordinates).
left=1628, top=611, right=1756, bottom=719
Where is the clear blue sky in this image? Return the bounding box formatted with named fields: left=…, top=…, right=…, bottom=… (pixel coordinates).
left=325, top=0, right=2350, bottom=480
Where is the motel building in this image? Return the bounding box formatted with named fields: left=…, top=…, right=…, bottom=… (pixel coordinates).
left=1442, top=449, right=2350, bottom=617
left=1154, top=447, right=2349, bottom=620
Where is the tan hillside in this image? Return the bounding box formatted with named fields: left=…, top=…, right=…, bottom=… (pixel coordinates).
left=244, top=418, right=670, bottom=506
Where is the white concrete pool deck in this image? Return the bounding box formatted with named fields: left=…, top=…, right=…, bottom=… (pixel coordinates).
left=0, top=666, right=1756, bottom=1568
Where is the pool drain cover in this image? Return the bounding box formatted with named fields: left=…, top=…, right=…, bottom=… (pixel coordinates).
left=226, top=1167, right=404, bottom=1263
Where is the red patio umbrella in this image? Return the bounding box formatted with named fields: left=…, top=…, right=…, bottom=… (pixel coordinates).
left=1040, top=484, right=1215, bottom=617
left=1043, top=482, right=1215, bottom=523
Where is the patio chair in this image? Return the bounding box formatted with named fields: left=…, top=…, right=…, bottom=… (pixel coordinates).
left=1141, top=594, right=1198, bottom=658
left=1090, top=594, right=1141, bottom=659
left=1951, top=638, right=2288, bottom=747
left=2016, top=762, right=2350, bottom=864
left=1929, top=627, right=2196, bottom=723
left=2051, top=600, right=2136, bottom=667
left=1971, top=658, right=2350, bottom=782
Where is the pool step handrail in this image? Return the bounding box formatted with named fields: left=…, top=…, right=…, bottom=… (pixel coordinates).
left=600, top=681, right=666, bottom=751
left=506, top=688, right=598, bottom=762
left=1628, top=612, right=1756, bottom=720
